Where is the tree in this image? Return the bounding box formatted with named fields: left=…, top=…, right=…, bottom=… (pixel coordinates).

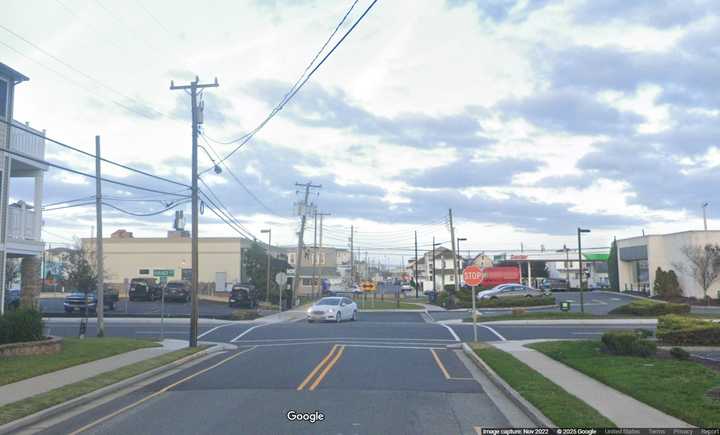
left=243, top=242, right=289, bottom=303
left=608, top=240, right=619, bottom=291
left=653, top=267, right=682, bottom=300
left=674, top=244, right=720, bottom=304
left=63, top=246, right=97, bottom=293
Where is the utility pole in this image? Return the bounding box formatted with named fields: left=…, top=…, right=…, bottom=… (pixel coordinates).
left=349, top=225, right=354, bottom=285
left=449, top=209, right=459, bottom=294
left=95, top=135, right=105, bottom=337
left=317, top=212, right=330, bottom=293
left=311, top=208, right=318, bottom=299
left=261, top=229, right=271, bottom=304
left=564, top=244, right=570, bottom=286
left=578, top=228, right=591, bottom=313
left=171, top=76, right=219, bottom=348
left=432, top=236, right=437, bottom=292
left=292, top=182, right=321, bottom=306
left=703, top=202, right=709, bottom=231
left=414, top=231, right=419, bottom=298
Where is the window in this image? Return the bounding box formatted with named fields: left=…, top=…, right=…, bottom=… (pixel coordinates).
left=139, top=269, right=149, bottom=275
left=0, top=79, right=7, bottom=119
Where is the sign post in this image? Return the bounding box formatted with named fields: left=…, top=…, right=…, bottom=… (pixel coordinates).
left=275, top=272, right=287, bottom=312
left=463, top=265, right=484, bottom=342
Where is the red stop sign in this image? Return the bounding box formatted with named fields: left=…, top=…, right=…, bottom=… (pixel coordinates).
left=463, top=265, right=484, bottom=286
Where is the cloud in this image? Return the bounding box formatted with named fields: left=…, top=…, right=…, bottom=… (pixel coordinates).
left=408, top=158, right=542, bottom=188
left=447, top=0, right=552, bottom=23
left=497, top=88, right=645, bottom=135
left=572, top=0, right=717, bottom=27
left=246, top=80, right=494, bottom=150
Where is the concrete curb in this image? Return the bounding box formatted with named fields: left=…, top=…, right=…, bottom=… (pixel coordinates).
left=461, top=343, right=554, bottom=427
left=0, top=343, right=226, bottom=435
left=594, top=290, right=658, bottom=302
left=439, top=318, right=659, bottom=326
left=357, top=309, right=426, bottom=313
left=43, top=317, right=235, bottom=325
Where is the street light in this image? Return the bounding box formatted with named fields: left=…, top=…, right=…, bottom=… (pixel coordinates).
left=261, top=229, right=272, bottom=306
left=432, top=237, right=442, bottom=293
left=703, top=202, right=709, bottom=231
left=577, top=227, right=591, bottom=313
left=457, top=237, right=467, bottom=269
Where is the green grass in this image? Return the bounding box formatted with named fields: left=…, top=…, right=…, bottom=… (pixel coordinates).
left=462, top=312, right=720, bottom=322
left=0, top=337, right=159, bottom=386
left=529, top=340, right=720, bottom=427
left=0, top=346, right=206, bottom=425
left=355, top=298, right=423, bottom=310
left=470, top=343, right=615, bottom=427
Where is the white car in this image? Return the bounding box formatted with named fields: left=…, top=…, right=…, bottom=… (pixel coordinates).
left=307, top=296, right=358, bottom=323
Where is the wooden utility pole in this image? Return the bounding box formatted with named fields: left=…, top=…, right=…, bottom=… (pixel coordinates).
left=449, top=209, right=459, bottom=294
left=414, top=231, right=419, bottom=298
left=170, top=76, right=219, bottom=347
left=292, top=182, right=321, bottom=305
left=95, top=135, right=105, bottom=337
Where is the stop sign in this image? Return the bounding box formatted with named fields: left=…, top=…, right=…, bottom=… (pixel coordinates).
left=463, top=265, right=484, bottom=286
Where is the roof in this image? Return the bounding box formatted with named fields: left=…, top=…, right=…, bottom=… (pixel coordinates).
left=0, top=63, right=29, bottom=83
left=583, top=252, right=609, bottom=261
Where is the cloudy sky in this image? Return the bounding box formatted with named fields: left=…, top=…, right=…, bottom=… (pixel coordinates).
left=2, top=0, right=719, bottom=261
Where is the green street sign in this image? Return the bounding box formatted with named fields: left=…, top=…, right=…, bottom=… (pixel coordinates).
left=560, top=301, right=571, bottom=312
left=153, top=269, right=175, bottom=278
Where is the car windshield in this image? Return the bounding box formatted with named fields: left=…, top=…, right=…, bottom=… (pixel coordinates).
left=317, top=298, right=340, bottom=306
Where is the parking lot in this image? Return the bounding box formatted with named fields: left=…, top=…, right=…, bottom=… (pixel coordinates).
left=39, top=296, right=236, bottom=319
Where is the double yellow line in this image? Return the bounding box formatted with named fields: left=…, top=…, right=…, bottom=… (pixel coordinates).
left=297, top=344, right=345, bottom=391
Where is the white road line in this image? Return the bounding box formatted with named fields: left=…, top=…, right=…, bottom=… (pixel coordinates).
left=230, top=323, right=269, bottom=342
left=197, top=323, right=232, bottom=339
left=250, top=341, right=446, bottom=349
left=611, top=298, right=621, bottom=301
left=571, top=332, right=603, bottom=335
left=135, top=331, right=187, bottom=335
left=441, top=323, right=461, bottom=342
left=478, top=324, right=507, bottom=341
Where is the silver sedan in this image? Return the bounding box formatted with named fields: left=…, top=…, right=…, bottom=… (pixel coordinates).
left=477, top=284, right=547, bottom=300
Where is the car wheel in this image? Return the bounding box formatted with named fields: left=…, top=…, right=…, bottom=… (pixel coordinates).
left=352, top=310, right=357, bottom=321
left=490, top=296, right=498, bottom=300
left=336, top=312, right=341, bottom=323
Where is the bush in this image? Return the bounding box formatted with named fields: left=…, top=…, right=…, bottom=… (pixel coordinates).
left=0, top=307, right=44, bottom=345
left=230, top=310, right=261, bottom=321
left=476, top=295, right=556, bottom=308
left=670, top=347, right=690, bottom=360
left=512, top=308, right=528, bottom=316
left=436, top=291, right=449, bottom=308
left=608, top=299, right=690, bottom=316
left=656, top=315, right=720, bottom=346
left=653, top=268, right=683, bottom=300
left=601, top=330, right=657, bottom=357
left=634, top=328, right=654, bottom=338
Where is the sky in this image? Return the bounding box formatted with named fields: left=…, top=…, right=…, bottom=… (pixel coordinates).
left=2, top=0, right=719, bottom=263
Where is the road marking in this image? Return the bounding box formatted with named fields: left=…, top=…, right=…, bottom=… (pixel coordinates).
left=69, top=346, right=256, bottom=435
left=197, top=323, right=232, bottom=339
left=135, top=331, right=186, bottom=335
left=230, top=323, right=267, bottom=342
left=441, top=323, right=461, bottom=342
left=474, top=427, right=483, bottom=435
left=477, top=324, right=507, bottom=341
left=308, top=345, right=345, bottom=391
left=591, top=299, right=608, bottom=305
left=611, top=298, right=621, bottom=301
left=254, top=341, right=446, bottom=349
left=571, top=332, right=603, bottom=335
left=297, top=345, right=339, bottom=391
left=236, top=336, right=457, bottom=343
left=430, top=349, right=451, bottom=379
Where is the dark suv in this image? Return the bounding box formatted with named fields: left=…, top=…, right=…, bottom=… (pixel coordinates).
left=63, top=288, right=118, bottom=313
left=129, top=278, right=162, bottom=301
left=228, top=284, right=258, bottom=308
left=164, top=281, right=191, bottom=302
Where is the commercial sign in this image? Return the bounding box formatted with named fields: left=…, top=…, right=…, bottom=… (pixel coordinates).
left=153, top=269, right=175, bottom=278
left=361, top=281, right=376, bottom=292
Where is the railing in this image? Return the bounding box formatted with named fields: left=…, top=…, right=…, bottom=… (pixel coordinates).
left=10, top=120, right=45, bottom=161
left=8, top=203, right=39, bottom=241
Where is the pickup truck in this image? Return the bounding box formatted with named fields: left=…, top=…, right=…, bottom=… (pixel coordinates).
left=129, top=277, right=162, bottom=301
left=63, top=288, right=119, bottom=313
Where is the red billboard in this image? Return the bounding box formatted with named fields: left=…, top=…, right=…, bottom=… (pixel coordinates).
left=477, top=266, right=521, bottom=288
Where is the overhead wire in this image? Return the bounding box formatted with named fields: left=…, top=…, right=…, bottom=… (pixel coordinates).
left=102, top=199, right=189, bottom=217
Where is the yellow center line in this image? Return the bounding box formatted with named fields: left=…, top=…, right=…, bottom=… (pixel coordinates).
left=430, top=348, right=451, bottom=380
left=70, top=346, right=257, bottom=435
left=308, top=345, right=345, bottom=391
left=296, top=344, right=338, bottom=391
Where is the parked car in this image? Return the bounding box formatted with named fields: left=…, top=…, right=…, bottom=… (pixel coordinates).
left=306, top=296, right=357, bottom=323
left=477, top=284, right=546, bottom=300
left=63, top=289, right=117, bottom=313
left=400, top=284, right=413, bottom=295
left=129, top=278, right=162, bottom=301
left=164, top=281, right=191, bottom=302
left=4, top=289, right=20, bottom=310
left=228, top=284, right=258, bottom=308
left=539, top=278, right=569, bottom=291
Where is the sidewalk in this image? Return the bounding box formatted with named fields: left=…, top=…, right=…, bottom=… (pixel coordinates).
left=0, top=339, right=223, bottom=407
left=492, top=340, right=693, bottom=428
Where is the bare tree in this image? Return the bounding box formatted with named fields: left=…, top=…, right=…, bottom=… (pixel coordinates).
left=673, top=244, right=720, bottom=304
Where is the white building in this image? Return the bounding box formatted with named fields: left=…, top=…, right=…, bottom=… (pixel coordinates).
left=616, top=230, right=720, bottom=299
left=0, top=63, right=47, bottom=312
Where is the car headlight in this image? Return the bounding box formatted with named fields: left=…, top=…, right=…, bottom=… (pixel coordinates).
left=307, top=308, right=312, bottom=313
left=327, top=309, right=334, bottom=313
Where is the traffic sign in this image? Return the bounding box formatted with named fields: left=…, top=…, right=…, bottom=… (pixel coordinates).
left=463, top=265, right=484, bottom=286
left=275, top=272, right=288, bottom=287
left=153, top=269, right=175, bottom=278
left=361, top=281, right=376, bottom=292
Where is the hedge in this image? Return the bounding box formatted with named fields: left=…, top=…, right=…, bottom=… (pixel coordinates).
left=476, top=295, right=556, bottom=308
left=0, top=307, right=44, bottom=345
left=601, top=330, right=656, bottom=357
left=608, top=299, right=690, bottom=316
left=656, top=315, right=720, bottom=346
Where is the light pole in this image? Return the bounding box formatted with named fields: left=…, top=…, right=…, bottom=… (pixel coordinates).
left=578, top=227, right=591, bottom=313
left=457, top=237, right=467, bottom=268
left=261, top=229, right=271, bottom=306
left=703, top=202, right=709, bottom=231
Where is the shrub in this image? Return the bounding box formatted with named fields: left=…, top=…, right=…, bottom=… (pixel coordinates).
left=670, top=347, right=690, bottom=360
left=512, top=308, right=528, bottom=316
left=653, top=268, right=683, bottom=300
left=634, top=328, right=654, bottom=338
left=0, top=307, right=44, bottom=345
left=230, top=310, right=261, bottom=321
left=601, top=330, right=657, bottom=357
left=656, top=315, right=720, bottom=346
left=608, top=299, right=690, bottom=316
left=476, top=295, right=556, bottom=308
left=436, top=291, right=449, bottom=308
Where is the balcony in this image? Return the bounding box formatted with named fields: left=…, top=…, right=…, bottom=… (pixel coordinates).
left=8, top=202, right=39, bottom=241
left=10, top=121, right=47, bottom=173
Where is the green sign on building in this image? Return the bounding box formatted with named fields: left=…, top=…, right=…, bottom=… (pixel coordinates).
left=153, top=269, right=175, bottom=278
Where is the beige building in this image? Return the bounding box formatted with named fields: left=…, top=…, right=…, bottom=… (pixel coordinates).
left=82, top=232, right=255, bottom=292
left=617, top=230, right=720, bottom=299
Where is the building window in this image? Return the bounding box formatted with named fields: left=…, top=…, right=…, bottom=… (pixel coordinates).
left=139, top=269, right=149, bottom=275
left=302, top=278, right=319, bottom=286
left=637, top=260, right=649, bottom=284
left=0, top=79, right=7, bottom=119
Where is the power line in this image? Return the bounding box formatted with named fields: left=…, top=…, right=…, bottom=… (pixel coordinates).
left=42, top=196, right=96, bottom=209
left=198, top=183, right=257, bottom=239
left=102, top=199, right=189, bottom=217
left=199, top=191, right=257, bottom=240
left=204, top=0, right=379, bottom=167
left=43, top=201, right=96, bottom=212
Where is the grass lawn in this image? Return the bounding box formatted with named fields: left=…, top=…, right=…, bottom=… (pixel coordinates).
left=470, top=343, right=614, bottom=427
left=0, top=338, right=159, bottom=387
left=463, top=312, right=720, bottom=322
left=0, top=346, right=206, bottom=425
left=355, top=298, right=423, bottom=310
left=529, top=340, right=720, bottom=427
